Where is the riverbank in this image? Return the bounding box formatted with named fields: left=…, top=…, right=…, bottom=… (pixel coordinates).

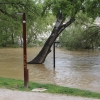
left=0, top=77, right=100, bottom=99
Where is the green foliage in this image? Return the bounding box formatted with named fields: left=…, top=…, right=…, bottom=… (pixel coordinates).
left=60, top=26, right=84, bottom=50
left=84, top=0, right=100, bottom=19
left=52, top=0, right=82, bottom=18
left=0, top=0, right=52, bottom=47
left=0, top=12, right=22, bottom=47
left=82, top=25, right=100, bottom=49
left=59, top=11, right=100, bottom=50
left=60, top=25, right=100, bottom=50
left=43, top=0, right=100, bottom=19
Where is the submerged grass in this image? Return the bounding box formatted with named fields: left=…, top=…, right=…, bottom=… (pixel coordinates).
left=0, top=77, right=100, bottom=99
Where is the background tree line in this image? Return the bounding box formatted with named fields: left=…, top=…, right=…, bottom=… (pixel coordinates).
left=0, top=0, right=54, bottom=47
left=0, top=0, right=100, bottom=50
left=59, top=11, right=100, bottom=50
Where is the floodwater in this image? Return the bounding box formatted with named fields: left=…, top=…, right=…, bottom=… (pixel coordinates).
left=0, top=47, right=100, bottom=93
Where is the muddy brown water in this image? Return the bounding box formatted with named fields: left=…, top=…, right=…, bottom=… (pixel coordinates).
left=0, top=47, right=100, bottom=93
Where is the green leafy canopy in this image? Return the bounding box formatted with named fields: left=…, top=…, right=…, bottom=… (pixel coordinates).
left=43, top=0, right=100, bottom=19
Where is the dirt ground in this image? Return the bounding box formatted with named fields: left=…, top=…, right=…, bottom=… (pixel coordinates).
left=0, top=89, right=100, bottom=100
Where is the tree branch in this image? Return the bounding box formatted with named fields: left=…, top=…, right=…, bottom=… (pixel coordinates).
left=0, top=9, right=16, bottom=19
left=62, top=18, right=75, bottom=28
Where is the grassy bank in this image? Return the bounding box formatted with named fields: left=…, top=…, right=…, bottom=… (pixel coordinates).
left=0, top=77, right=100, bottom=99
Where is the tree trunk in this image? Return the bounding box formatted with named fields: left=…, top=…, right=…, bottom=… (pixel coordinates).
left=11, top=33, right=14, bottom=44
left=27, top=12, right=75, bottom=64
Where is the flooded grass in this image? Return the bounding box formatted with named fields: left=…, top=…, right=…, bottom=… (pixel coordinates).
left=0, top=77, right=100, bottom=99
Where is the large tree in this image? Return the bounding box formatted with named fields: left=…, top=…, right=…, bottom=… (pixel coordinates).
left=28, top=0, right=100, bottom=64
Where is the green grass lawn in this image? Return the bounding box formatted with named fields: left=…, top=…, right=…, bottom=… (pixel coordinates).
left=0, top=77, right=100, bottom=99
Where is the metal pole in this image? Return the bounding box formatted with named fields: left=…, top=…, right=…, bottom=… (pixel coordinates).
left=53, top=42, right=55, bottom=69
left=23, top=13, right=29, bottom=88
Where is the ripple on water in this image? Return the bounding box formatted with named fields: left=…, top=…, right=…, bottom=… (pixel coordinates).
left=0, top=47, right=100, bottom=93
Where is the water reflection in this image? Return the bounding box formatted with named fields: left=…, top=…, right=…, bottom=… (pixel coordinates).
left=0, top=47, right=100, bottom=93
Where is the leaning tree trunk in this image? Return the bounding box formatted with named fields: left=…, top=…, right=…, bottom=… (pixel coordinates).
left=27, top=12, right=75, bottom=64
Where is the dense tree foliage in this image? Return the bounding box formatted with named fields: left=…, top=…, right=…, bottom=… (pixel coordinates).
left=59, top=11, right=100, bottom=49
left=60, top=25, right=100, bottom=49
left=82, top=25, right=100, bottom=49
left=43, top=0, right=100, bottom=18
left=0, top=0, right=52, bottom=47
